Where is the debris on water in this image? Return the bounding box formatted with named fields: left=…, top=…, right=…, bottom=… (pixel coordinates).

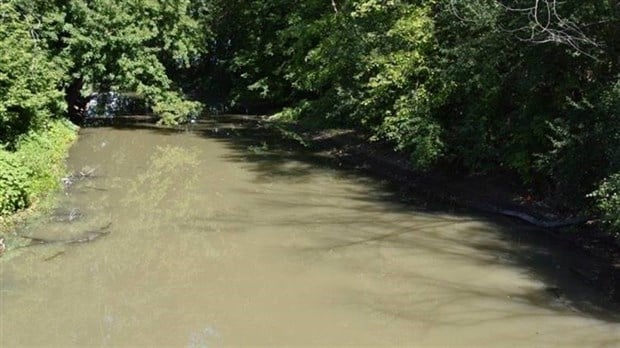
left=68, top=208, right=81, bottom=222
left=43, top=250, right=66, bottom=261
left=51, top=208, right=83, bottom=223
left=61, top=166, right=98, bottom=188
left=79, top=166, right=96, bottom=178
left=188, top=326, right=220, bottom=348
left=0, top=237, right=6, bottom=256
left=20, top=222, right=112, bottom=247
left=61, top=176, right=74, bottom=187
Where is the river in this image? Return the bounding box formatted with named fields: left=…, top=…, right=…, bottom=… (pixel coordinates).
left=1, top=116, right=619, bottom=347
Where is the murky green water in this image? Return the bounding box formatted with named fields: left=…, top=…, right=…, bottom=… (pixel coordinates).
left=1, top=116, right=620, bottom=347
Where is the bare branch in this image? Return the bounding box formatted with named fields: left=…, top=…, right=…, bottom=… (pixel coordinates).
left=449, top=0, right=600, bottom=58
left=331, top=0, right=339, bottom=13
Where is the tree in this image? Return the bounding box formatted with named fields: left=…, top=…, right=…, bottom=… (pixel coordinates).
left=14, top=0, right=207, bottom=124
left=0, top=1, right=65, bottom=145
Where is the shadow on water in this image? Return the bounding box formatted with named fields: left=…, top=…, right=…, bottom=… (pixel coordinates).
left=89, top=115, right=620, bottom=324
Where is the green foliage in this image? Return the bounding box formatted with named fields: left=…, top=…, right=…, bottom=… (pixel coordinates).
left=258, top=2, right=445, bottom=166
left=14, top=120, right=78, bottom=196
left=0, top=151, right=30, bottom=216
left=151, top=91, right=203, bottom=125
left=271, top=101, right=313, bottom=123
left=362, top=4, right=445, bottom=167
left=432, top=0, right=619, bottom=198
left=15, top=0, right=207, bottom=124
left=0, top=1, right=65, bottom=145
left=0, top=120, right=77, bottom=216
left=381, top=91, right=444, bottom=169
left=590, top=173, right=620, bottom=237
left=0, top=2, right=76, bottom=218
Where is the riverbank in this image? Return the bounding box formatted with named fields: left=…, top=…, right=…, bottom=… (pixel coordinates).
left=0, top=120, right=78, bottom=240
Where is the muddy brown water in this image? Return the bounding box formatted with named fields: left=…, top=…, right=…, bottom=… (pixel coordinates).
left=1, top=116, right=620, bottom=347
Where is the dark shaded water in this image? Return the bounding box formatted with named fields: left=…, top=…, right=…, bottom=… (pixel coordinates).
left=1, top=116, right=619, bottom=346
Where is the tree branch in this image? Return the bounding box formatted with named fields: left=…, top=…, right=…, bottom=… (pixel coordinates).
left=449, top=0, right=600, bottom=58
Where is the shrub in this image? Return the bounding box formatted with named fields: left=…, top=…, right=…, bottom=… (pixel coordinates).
left=14, top=120, right=78, bottom=197
left=0, top=151, right=30, bottom=216
left=0, top=120, right=77, bottom=217
left=380, top=90, right=444, bottom=169
left=589, top=173, right=620, bottom=238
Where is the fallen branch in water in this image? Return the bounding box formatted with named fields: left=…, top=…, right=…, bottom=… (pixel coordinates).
left=61, top=166, right=98, bottom=188
left=21, top=222, right=112, bottom=246
left=43, top=250, right=66, bottom=261
left=51, top=208, right=83, bottom=223
left=497, top=209, right=587, bottom=228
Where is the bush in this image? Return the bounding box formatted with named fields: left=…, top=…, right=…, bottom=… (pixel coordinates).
left=0, top=151, right=30, bottom=216
left=14, top=120, right=78, bottom=197
left=589, top=173, right=620, bottom=238
left=151, top=91, right=203, bottom=125
left=0, top=120, right=77, bottom=216
left=380, top=91, right=444, bottom=169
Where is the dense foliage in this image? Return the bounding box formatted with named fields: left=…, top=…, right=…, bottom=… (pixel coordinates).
left=0, top=120, right=76, bottom=217
left=590, top=173, right=620, bottom=238
left=1, top=0, right=619, bottom=235
left=0, top=150, right=30, bottom=216
left=0, top=1, right=65, bottom=146
left=5, top=0, right=207, bottom=128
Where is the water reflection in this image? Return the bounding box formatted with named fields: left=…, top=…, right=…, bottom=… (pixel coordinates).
left=122, top=145, right=201, bottom=222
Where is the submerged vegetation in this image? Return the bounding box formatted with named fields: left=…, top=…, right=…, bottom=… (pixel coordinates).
left=1, top=0, right=619, bottom=238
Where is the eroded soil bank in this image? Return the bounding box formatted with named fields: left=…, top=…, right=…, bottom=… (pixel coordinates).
left=1, top=115, right=619, bottom=346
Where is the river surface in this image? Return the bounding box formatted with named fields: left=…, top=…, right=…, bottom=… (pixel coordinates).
left=1, top=116, right=620, bottom=347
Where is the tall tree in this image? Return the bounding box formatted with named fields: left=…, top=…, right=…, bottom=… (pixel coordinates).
left=15, top=0, right=207, bottom=124
left=0, top=1, right=65, bottom=145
